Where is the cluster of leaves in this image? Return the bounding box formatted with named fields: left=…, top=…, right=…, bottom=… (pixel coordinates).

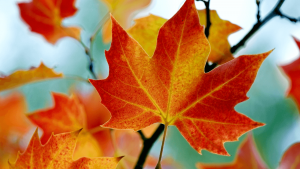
left=1, top=0, right=300, bottom=168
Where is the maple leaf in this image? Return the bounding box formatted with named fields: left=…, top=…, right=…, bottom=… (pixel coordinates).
left=0, top=93, right=33, bottom=144
left=77, top=89, right=163, bottom=169
left=127, top=14, right=167, bottom=57
left=278, top=142, right=300, bottom=169
left=9, top=129, right=123, bottom=169
left=196, top=134, right=268, bottom=169
left=127, top=10, right=241, bottom=64
left=281, top=37, right=300, bottom=110
left=18, top=0, right=81, bottom=44
left=197, top=9, right=241, bottom=64
left=101, top=0, right=151, bottom=43
left=0, top=63, right=62, bottom=92
left=28, top=93, right=102, bottom=159
left=0, top=93, right=33, bottom=169
left=90, top=0, right=270, bottom=155
left=76, top=89, right=114, bottom=156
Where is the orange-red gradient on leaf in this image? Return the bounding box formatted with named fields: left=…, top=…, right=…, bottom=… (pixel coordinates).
left=90, top=0, right=270, bottom=156
left=9, top=129, right=122, bottom=169
left=196, top=134, right=268, bottom=169
left=18, top=0, right=81, bottom=44
left=281, top=37, right=300, bottom=111
left=279, top=142, right=300, bottom=169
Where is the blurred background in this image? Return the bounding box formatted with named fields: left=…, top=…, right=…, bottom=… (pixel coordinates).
left=0, top=0, right=300, bottom=168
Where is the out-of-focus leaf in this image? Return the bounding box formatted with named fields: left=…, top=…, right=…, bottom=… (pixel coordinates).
left=127, top=10, right=241, bottom=65
left=278, top=142, right=300, bottom=169
left=145, top=156, right=183, bottom=169
left=281, top=37, right=300, bottom=111
left=198, top=9, right=241, bottom=64
left=90, top=0, right=269, bottom=155
left=28, top=93, right=102, bottom=159
left=196, top=134, right=267, bottom=169
left=100, top=0, right=151, bottom=43
left=0, top=93, right=33, bottom=169
left=77, top=89, right=165, bottom=169
left=9, top=129, right=123, bottom=169
left=127, top=14, right=167, bottom=57
left=18, top=0, right=81, bottom=44
left=0, top=63, right=62, bottom=92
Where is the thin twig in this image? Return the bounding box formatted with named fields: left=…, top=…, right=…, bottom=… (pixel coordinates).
left=256, top=0, right=261, bottom=23
left=78, top=40, right=97, bottom=79
left=134, top=124, right=165, bottom=169
left=275, top=10, right=300, bottom=23
left=231, top=0, right=300, bottom=54
left=196, top=0, right=216, bottom=72
left=90, top=12, right=110, bottom=42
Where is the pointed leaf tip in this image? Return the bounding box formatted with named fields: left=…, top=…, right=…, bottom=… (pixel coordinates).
left=90, top=0, right=269, bottom=156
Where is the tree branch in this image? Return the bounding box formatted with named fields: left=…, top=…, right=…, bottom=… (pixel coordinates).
left=137, top=130, right=147, bottom=141
left=231, top=0, right=300, bottom=54
left=79, top=40, right=97, bottom=79
left=256, top=0, right=261, bottom=22
left=196, top=0, right=216, bottom=72
left=134, top=124, right=165, bottom=169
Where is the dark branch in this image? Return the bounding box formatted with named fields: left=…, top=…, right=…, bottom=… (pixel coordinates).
left=79, top=41, right=97, bottom=79
left=231, top=0, right=300, bottom=54
left=85, top=50, right=97, bottom=79
left=275, top=10, right=300, bottom=23
left=196, top=0, right=216, bottom=72
left=134, top=124, right=165, bottom=169
left=137, top=130, right=147, bottom=141
left=256, top=0, right=261, bottom=22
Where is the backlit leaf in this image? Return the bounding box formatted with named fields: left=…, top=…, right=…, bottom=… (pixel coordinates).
left=9, top=129, right=122, bottom=169
left=278, top=142, right=300, bottom=169
left=0, top=93, right=33, bottom=169
left=77, top=90, right=162, bottom=169
left=196, top=134, right=268, bottom=169
left=101, top=0, right=151, bottom=43
left=0, top=63, right=62, bottom=92
left=281, top=37, right=300, bottom=111
left=18, top=0, right=81, bottom=44
left=127, top=10, right=241, bottom=64
left=28, top=93, right=102, bottom=159
left=90, top=0, right=269, bottom=155
left=198, top=9, right=241, bottom=64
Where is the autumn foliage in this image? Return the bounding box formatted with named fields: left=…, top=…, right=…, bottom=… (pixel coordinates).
left=1, top=0, right=300, bottom=168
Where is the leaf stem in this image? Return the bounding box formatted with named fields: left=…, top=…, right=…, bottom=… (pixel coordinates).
left=231, top=0, right=300, bottom=54
left=87, top=125, right=107, bottom=134
left=90, top=12, right=110, bottom=42
left=134, top=124, right=165, bottom=169
left=155, top=124, right=168, bottom=169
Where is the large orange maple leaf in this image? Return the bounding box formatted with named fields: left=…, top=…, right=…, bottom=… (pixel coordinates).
left=9, top=129, right=122, bottom=169
left=196, top=134, right=268, bottom=169
left=90, top=0, right=270, bottom=155
left=281, top=37, right=300, bottom=111
left=18, top=0, right=81, bottom=44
